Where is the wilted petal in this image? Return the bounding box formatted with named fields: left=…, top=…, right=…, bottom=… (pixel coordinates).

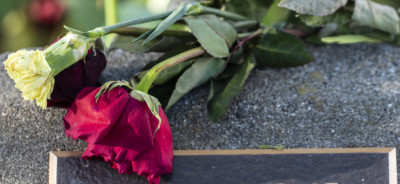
left=47, top=49, right=107, bottom=108
left=64, top=87, right=173, bottom=184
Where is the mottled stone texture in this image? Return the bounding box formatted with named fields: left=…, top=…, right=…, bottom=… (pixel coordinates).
left=1, top=44, right=400, bottom=183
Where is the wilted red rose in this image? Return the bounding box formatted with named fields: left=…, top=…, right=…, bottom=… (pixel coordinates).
left=63, top=87, right=173, bottom=184
left=47, top=49, right=107, bottom=108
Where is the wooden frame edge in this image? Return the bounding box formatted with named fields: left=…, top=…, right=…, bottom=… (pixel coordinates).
left=50, top=151, right=84, bottom=157
left=173, top=147, right=395, bottom=155
left=49, top=152, right=58, bottom=184
left=388, top=148, right=397, bottom=184
left=49, top=147, right=395, bottom=157
left=48, top=151, right=85, bottom=184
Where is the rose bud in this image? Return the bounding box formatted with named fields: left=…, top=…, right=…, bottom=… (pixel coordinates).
left=29, top=0, right=65, bottom=25
left=3, top=31, right=102, bottom=109
left=47, top=49, right=106, bottom=108
left=63, top=82, right=173, bottom=184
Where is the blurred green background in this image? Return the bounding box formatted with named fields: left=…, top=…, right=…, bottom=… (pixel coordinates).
left=0, top=0, right=170, bottom=52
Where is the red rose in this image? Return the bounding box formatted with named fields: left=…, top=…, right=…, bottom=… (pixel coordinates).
left=47, top=49, right=107, bottom=108
left=63, top=87, right=173, bottom=184
left=29, top=0, right=65, bottom=25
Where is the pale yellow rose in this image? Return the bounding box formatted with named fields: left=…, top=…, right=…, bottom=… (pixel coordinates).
left=4, top=50, right=54, bottom=109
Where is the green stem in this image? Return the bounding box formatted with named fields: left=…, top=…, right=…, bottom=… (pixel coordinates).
left=102, top=11, right=173, bottom=34
left=200, top=6, right=248, bottom=21
left=44, top=39, right=80, bottom=75
left=111, top=26, right=193, bottom=37
left=82, top=2, right=249, bottom=38
left=136, top=47, right=205, bottom=93
left=237, top=28, right=264, bottom=39
left=105, top=0, right=118, bottom=26
left=233, top=20, right=259, bottom=29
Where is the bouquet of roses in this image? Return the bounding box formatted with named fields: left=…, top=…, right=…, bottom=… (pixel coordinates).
left=4, top=0, right=400, bottom=183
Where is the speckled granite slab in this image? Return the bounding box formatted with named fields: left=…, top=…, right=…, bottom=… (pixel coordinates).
left=2, top=43, right=400, bottom=183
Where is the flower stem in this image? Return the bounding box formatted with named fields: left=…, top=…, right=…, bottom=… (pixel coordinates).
left=105, top=0, right=118, bottom=27
left=136, top=47, right=205, bottom=93
left=233, top=20, right=259, bottom=29
left=200, top=6, right=248, bottom=21
left=102, top=11, right=173, bottom=34
left=234, top=29, right=263, bottom=52
left=111, top=26, right=193, bottom=37
left=83, top=3, right=249, bottom=38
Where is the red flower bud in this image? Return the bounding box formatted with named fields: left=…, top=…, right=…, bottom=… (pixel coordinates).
left=47, top=49, right=107, bottom=108
left=29, top=0, right=65, bottom=25
left=63, top=87, right=173, bottom=184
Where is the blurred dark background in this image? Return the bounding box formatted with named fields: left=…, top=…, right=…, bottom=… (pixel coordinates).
left=0, top=0, right=170, bottom=52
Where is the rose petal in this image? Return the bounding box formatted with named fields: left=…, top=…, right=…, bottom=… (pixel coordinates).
left=64, top=87, right=173, bottom=184
left=47, top=49, right=106, bottom=108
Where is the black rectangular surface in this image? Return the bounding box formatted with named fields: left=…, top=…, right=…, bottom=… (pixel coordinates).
left=50, top=148, right=397, bottom=184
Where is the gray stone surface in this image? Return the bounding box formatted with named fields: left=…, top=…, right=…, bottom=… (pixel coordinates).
left=1, top=43, right=400, bottom=183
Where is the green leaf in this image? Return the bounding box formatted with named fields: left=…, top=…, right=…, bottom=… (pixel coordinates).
left=304, top=35, right=325, bottom=45
left=318, top=23, right=340, bottom=37
left=352, top=0, right=400, bottom=35
left=372, top=0, right=400, bottom=8
left=148, top=76, right=180, bottom=108
left=110, top=34, right=192, bottom=54
left=225, top=0, right=272, bottom=21
left=364, top=31, right=400, bottom=45
left=137, top=59, right=195, bottom=85
left=229, top=46, right=244, bottom=64
left=262, top=0, right=291, bottom=26
left=278, top=0, right=348, bottom=16
left=166, top=57, right=225, bottom=109
left=130, top=90, right=162, bottom=137
left=63, top=26, right=86, bottom=35
left=321, top=34, right=381, bottom=44
left=132, top=28, right=154, bottom=44
left=200, top=15, right=237, bottom=47
left=142, top=3, right=188, bottom=44
left=253, top=31, right=313, bottom=67
left=258, top=145, right=284, bottom=150
left=184, top=15, right=237, bottom=58
left=207, top=54, right=256, bottom=123
left=300, top=9, right=352, bottom=27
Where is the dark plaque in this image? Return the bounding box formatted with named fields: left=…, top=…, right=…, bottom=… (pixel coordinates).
left=49, top=148, right=397, bottom=184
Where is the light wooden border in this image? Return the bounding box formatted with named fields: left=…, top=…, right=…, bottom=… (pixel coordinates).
left=173, top=147, right=395, bottom=155
left=49, top=152, right=57, bottom=184
left=49, top=151, right=84, bottom=184
left=49, top=147, right=397, bottom=184
left=389, top=148, right=398, bottom=184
